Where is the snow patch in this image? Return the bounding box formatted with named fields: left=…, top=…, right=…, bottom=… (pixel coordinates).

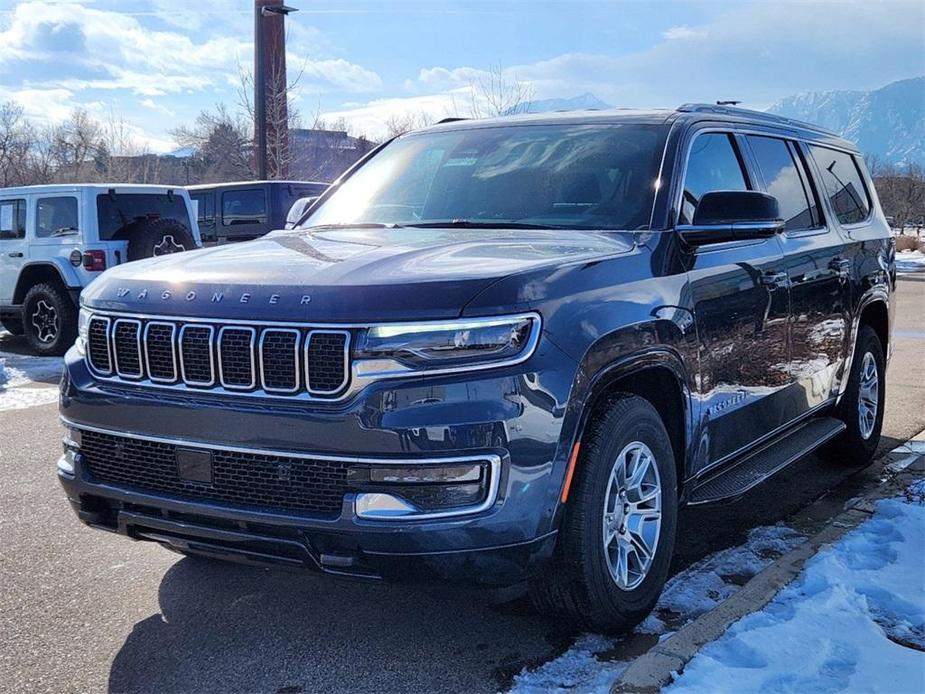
left=666, top=489, right=925, bottom=694
left=0, top=349, right=63, bottom=412
left=896, top=250, right=925, bottom=274
left=507, top=525, right=806, bottom=693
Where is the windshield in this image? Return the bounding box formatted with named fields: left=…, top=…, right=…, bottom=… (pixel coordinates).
left=302, top=123, right=666, bottom=231
left=96, top=193, right=192, bottom=240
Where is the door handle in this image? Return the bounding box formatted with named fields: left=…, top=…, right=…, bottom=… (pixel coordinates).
left=760, top=271, right=789, bottom=289
left=829, top=257, right=851, bottom=280
left=7, top=252, right=23, bottom=258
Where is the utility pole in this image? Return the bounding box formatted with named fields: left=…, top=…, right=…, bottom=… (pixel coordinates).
left=254, top=0, right=297, bottom=180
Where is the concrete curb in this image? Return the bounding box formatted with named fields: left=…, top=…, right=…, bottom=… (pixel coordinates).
left=612, top=433, right=925, bottom=693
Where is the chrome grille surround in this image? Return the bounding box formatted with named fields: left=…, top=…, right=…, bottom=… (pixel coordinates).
left=84, top=311, right=352, bottom=401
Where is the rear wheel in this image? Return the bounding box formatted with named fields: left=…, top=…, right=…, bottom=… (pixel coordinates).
left=825, top=324, right=885, bottom=466
left=22, top=282, right=77, bottom=356
left=529, top=394, right=678, bottom=633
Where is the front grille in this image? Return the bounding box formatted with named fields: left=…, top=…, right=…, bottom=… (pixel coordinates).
left=85, top=313, right=352, bottom=400
left=79, top=429, right=350, bottom=516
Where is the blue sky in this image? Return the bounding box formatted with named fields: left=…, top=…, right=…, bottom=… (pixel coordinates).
left=0, top=0, right=922, bottom=150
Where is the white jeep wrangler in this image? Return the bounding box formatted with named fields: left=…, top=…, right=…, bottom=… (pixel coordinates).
left=0, top=184, right=201, bottom=355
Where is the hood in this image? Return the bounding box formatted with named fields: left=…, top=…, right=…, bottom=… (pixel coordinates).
left=82, top=227, right=635, bottom=321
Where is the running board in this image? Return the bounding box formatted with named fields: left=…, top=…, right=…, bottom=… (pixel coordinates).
left=688, top=417, right=847, bottom=505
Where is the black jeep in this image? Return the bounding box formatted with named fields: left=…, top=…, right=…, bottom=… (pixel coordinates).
left=59, top=105, right=893, bottom=632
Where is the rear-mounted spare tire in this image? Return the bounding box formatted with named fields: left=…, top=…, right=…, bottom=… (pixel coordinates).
left=125, top=218, right=197, bottom=262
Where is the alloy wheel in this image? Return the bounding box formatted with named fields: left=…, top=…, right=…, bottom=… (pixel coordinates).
left=858, top=352, right=879, bottom=440
left=602, top=441, right=663, bottom=590
left=30, top=299, right=59, bottom=343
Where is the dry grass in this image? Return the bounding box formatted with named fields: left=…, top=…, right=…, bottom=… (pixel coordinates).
left=895, top=234, right=925, bottom=252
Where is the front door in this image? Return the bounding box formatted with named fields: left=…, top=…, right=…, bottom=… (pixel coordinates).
left=679, top=131, right=792, bottom=470
left=0, top=198, right=27, bottom=304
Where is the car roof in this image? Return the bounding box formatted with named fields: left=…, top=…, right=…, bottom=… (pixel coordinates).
left=186, top=180, right=330, bottom=191
left=416, top=103, right=858, bottom=151
left=0, top=183, right=190, bottom=196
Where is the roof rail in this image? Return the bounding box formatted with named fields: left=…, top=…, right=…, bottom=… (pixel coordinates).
left=676, top=103, right=841, bottom=137
left=436, top=117, right=469, bottom=125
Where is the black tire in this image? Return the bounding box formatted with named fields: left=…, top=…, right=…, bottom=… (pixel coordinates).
left=124, top=218, right=197, bottom=262
left=825, top=325, right=885, bottom=466
left=529, top=394, right=678, bottom=634
left=22, top=282, right=78, bottom=356
left=1, top=316, right=23, bottom=335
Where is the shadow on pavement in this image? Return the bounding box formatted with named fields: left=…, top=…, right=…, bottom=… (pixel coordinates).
left=108, top=556, right=565, bottom=694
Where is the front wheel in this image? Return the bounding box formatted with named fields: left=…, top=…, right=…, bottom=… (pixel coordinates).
left=825, top=325, right=885, bottom=466
left=22, top=282, right=77, bottom=356
left=529, top=394, right=678, bottom=633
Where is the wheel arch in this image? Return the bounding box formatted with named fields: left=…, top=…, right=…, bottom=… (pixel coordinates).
left=569, top=348, right=693, bottom=499
left=13, top=262, right=77, bottom=305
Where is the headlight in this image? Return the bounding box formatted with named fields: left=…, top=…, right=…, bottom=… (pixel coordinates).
left=354, top=313, right=540, bottom=378
left=75, top=308, right=90, bottom=355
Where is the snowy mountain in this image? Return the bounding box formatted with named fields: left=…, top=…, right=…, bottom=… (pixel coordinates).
left=768, top=77, right=925, bottom=165
left=512, top=93, right=611, bottom=115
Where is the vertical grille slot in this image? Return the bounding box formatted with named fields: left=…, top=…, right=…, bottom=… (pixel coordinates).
left=260, top=328, right=301, bottom=393
left=87, top=316, right=112, bottom=374
left=305, top=330, right=350, bottom=395
left=218, top=327, right=256, bottom=389
left=179, top=325, right=215, bottom=386
left=144, top=322, right=177, bottom=383
left=112, top=319, right=143, bottom=378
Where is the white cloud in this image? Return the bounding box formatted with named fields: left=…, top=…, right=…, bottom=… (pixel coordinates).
left=662, top=26, right=706, bottom=40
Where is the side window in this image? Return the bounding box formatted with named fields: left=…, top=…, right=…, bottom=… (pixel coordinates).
left=0, top=199, right=26, bottom=240
left=680, top=133, right=749, bottom=224
left=192, top=194, right=214, bottom=223
left=746, top=136, right=817, bottom=231
left=36, top=197, right=79, bottom=238
left=222, top=189, right=267, bottom=226
left=809, top=145, right=871, bottom=225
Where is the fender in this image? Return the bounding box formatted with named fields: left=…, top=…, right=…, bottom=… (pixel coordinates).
left=13, top=260, right=81, bottom=303
left=539, top=332, right=695, bottom=536
left=835, top=286, right=891, bottom=404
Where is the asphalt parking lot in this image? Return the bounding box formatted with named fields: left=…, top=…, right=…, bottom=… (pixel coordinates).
left=1, top=277, right=923, bottom=693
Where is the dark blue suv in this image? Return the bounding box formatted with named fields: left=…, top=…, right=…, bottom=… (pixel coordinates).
left=58, top=105, right=894, bottom=632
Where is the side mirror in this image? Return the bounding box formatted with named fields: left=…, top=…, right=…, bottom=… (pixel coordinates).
left=679, top=191, right=784, bottom=246
left=285, top=196, right=319, bottom=229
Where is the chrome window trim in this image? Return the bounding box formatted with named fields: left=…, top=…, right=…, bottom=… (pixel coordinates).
left=86, top=315, right=113, bottom=376
left=143, top=321, right=177, bottom=383
left=259, top=328, right=302, bottom=394
left=60, top=417, right=502, bottom=521
left=305, top=329, right=351, bottom=395
left=217, top=325, right=257, bottom=390
left=111, top=318, right=143, bottom=379
left=178, top=324, right=216, bottom=387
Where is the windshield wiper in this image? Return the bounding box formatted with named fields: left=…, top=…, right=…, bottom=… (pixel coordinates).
left=302, top=222, right=405, bottom=231
left=50, top=227, right=79, bottom=237
left=404, top=219, right=567, bottom=230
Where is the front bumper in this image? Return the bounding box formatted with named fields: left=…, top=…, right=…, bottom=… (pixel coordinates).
left=58, top=339, right=577, bottom=585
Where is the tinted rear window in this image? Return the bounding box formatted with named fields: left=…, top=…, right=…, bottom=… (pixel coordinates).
left=809, top=146, right=871, bottom=225
left=96, top=193, right=191, bottom=240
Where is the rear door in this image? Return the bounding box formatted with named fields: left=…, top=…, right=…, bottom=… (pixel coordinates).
left=681, top=130, right=793, bottom=470
left=744, top=135, right=851, bottom=416
left=0, top=197, right=27, bottom=303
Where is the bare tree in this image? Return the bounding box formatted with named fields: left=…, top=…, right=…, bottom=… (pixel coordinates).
left=172, top=104, right=255, bottom=183
left=469, top=63, right=534, bottom=118
left=51, top=109, right=102, bottom=182
left=0, top=101, right=36, bottom=187
left=383, top=111, right=434, bottom=138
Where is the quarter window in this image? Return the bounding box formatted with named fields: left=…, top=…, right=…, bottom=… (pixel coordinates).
left=809, top=146, right=870, bottom=225
left=222, top=189, right=267, bottom=226
left=680, top=133, right=749, bottom=225
left=36, top=197, right=79, bottom=238
left=746, top=136, right=817, bottom=231
left=0, top=199, right=25, bottom=240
